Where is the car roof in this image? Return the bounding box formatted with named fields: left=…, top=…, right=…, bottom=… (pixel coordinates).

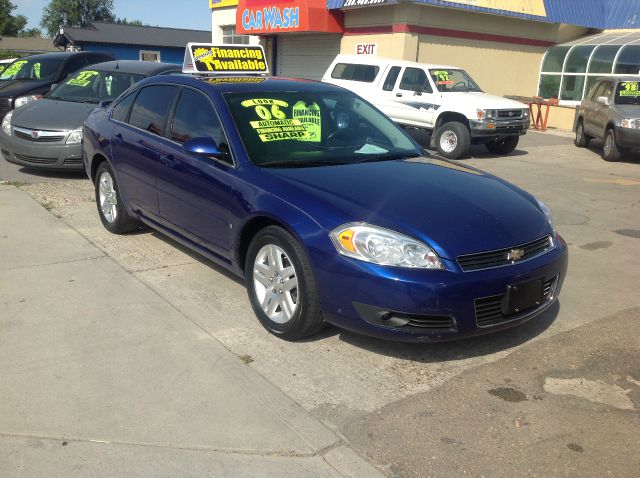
left=85, top=60, right=179, bottom=75
left=331, top=54, right=458, bottom=71
left=15, top=51, right=111, bottom=61
left=149, top=74, right=345, bottom=94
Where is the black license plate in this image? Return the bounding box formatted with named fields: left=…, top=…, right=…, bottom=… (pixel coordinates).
left=502, top=278, right=544, bottom=315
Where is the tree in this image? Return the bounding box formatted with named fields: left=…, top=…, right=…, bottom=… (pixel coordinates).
left=116, top=18, right=146, bottom=27
left=0, top=0, right=37, bottom=36
left=40, top=0, right=115, bottom=37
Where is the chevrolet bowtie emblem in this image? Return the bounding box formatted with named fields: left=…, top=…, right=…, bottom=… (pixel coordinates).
left=31, top=131, right=39, bottom=139
left=507, top=248, right=525, bottom=261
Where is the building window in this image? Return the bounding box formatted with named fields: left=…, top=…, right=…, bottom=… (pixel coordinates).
left=538, top=31, right=640, bottom=104
left=140, top=50, right=161, bottom=62
left=222, top=25, right=250, bottom=45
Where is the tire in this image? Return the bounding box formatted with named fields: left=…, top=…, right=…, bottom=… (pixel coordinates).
left=485, top=136, right=520, bottom=155
left=435, top=121, right=471, bottom=159
left=95, top=162, right=139, bottom=234
left=245, top=226, right=324, bottom=341
left=602, top=128, right=625, bottom=162
left=574, top=121, right=591, bottom=148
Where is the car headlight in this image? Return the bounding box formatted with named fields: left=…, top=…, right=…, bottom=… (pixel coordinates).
left=522, top=108, right=530, bottom=119
left=536, top=199, right=553, bottom=228
left=1, top=111, right=13, bottom=136
left=476, top=109, right=497, bottom=121
left=330, top=223, right=444, bottom=269
left=618, top=118, right=640, bottom=129
left=14, top=95, right=43, bottom=109
left=66, top=127, right=83, bottom=144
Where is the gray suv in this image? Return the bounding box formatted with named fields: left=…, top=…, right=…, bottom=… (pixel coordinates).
left=574, top=76, right=640, bottom=161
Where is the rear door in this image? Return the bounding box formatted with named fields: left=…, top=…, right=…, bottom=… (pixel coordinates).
left=111, top=84, right=179, bottom=224
left=157, top=87, right=234, bottom=258
left=592, top=80, right=614, bottom=136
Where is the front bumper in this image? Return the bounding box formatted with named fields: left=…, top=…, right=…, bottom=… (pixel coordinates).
left=0, top=130, right=82, bottom=170
left=470, top=119, right=529, bottom=139
left=310, top=236, right=568, bottom=342
left=616, top=127, right=640, bottom=149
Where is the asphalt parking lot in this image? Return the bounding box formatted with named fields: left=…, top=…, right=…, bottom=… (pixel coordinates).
left=1, top=130, right=639, bottom=477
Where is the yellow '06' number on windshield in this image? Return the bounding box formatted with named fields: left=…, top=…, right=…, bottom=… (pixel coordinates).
left=241, top=98, right=289, bottom=120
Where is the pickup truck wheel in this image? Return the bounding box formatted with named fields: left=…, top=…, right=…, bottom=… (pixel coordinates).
left=574, top=121, right=591, bottom=147
left=603, top=129, right=624, bottom=162
left=485, top=136, right=519, bottom=155
left=435, top=122, right=471, bottom=159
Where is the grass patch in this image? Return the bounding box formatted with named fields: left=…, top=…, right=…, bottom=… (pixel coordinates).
left=238, top=354, right=254, bottom=364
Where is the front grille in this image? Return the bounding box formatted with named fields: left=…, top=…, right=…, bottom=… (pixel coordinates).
left=0, top=98, right=10, bottom=120
left=63, top=157, right=82, bottom=166
left=14, top=129, right=66, bottom=143
left=13, top=153, right=57, bottom=165
left=475, top=276, right=557, bottom=328
left=497, top=109, right=523, bottom=119
left=457, top=236, right=553, bottom=272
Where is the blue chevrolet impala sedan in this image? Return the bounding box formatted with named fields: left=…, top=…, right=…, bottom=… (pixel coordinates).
left=83, top=71, right=567, bottom=342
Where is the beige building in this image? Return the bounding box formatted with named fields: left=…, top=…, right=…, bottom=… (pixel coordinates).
left=211, top=0, right=640, bottom=129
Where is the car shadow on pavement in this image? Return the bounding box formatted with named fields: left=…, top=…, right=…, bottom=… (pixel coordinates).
left=12, top=166, right=88, bottom=181
left=334, top=301, right=560, bottom=362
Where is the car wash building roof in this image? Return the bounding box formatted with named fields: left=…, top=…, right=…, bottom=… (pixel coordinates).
left=326, top=0, right=640, bottom=30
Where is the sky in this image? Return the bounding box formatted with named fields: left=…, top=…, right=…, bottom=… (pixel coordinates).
left=13, top=0, right=213, bottom=32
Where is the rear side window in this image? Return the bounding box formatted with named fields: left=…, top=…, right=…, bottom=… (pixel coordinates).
left=128, top=85, right=178, bottom=136
left=383, top=66, right=401, bottom=91
left=170, top=89, right=225, bottom=147
left=331, top=63, right=379, bottom=83
left=111, top=91, right=137, bottom=123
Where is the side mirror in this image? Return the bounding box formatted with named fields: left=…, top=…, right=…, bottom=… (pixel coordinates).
left=596, top=96, right=610, bottom=106
left=98, top=100, right=112, bottom=108
left=183, top=137, right=228, bottom=159
left=50, top=83, right=58, bottom=92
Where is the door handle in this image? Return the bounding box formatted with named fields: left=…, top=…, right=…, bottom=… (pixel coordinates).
left=113, top=133, right=124, bottom=145
left=396, top=93, right=403, bottom=97
left=160, top=153, right=178, bottom=168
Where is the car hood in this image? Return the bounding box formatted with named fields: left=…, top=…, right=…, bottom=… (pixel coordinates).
left=11, top=98, right=98, bottom=131
left=439, top=92, right=527, bottom=110
left=266, top=157, right=550, bottom=260
left=0, top=79, right=51, bottom=98
left=613, top=104, right=640, bottom=117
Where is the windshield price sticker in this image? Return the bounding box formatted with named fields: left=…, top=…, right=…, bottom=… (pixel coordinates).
left=619, top=82, right=640, bottom=97
left=292, top=101, right=321, bottom=142
left=67, top=70, right=99, bottom=87
left=432, top=70, right=450, bottom=84
left=1, top=60, right=27, bottom=78
left=242, top=98, right=316, bottom=142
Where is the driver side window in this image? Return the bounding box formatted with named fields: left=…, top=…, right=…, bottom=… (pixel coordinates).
left=399, top=68, right=431, bottom=93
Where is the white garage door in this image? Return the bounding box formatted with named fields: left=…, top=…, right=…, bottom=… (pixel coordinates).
left=276, top=34, right=342, bottom=81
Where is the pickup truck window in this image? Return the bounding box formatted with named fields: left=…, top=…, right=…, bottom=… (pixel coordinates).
left=383, top=66, right=401, bottom=91
left=331, top=63, right=379, bottom=83
left=400, top=68, right=431, bottom=93
left=428, top=69, right=482, bottom=93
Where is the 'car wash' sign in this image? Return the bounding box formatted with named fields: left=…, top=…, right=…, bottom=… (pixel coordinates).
left=241, top=6, right=300, bottom=32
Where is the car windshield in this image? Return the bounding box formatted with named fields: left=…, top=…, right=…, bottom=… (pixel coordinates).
left=0, top=58, right=63, bottom=81
left=614, top=80, right=640, bottom=105
left=429, top=69, right=482, bottom=93
left=48, top=70, right=145, bottom=104
left=224, top=90, right=422, bottom=168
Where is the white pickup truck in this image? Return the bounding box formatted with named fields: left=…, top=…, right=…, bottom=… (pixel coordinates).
left=322, top=55, right=530, bottom=159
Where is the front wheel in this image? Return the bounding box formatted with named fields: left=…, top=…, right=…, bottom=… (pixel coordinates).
left=485, top=136, right=520, bottom=155
left=245, top=226, right=324, bottom=341
left=602, top=129, right=625, bottom=162
left=435, top=122, right=471, bottom=159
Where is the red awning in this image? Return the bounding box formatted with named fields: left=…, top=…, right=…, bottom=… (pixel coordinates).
left=236, top=0, right=344, bottom=35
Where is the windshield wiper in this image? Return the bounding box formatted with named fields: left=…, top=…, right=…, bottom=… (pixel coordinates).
left=354, top=152, right=421, bottom=164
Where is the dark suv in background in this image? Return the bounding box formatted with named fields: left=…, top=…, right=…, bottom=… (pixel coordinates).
left=0, top=51, right=114, bottom=120
left=575, top=76, right=640, bottom=161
